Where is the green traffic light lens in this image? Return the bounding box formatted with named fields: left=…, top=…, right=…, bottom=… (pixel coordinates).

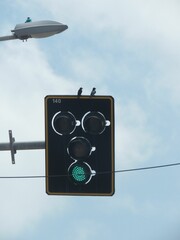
left=52, top=111, right=76, bottom=135
left=68, top=162, right=92, bottom=185
left=72, top=166, right=86, bottom=182
left=82, top=112, right=106, bottom=135
left=68, top=137, right=92, bottom=160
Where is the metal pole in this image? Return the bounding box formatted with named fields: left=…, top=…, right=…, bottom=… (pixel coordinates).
left=0, top=130, right=45, bottom=164
left=0, top=141, right=45, bottom=151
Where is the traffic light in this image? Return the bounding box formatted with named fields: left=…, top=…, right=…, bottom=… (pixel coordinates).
left=45, top=95, right=115, bottom=196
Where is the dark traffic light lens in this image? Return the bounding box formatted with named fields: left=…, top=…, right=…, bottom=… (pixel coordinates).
left=67, top=137, right=92, bottom=160
left=68, top=162, right=92, bottom=185
left=82, top=112, right=106, bottom=135
left=52, top=111, right=76, bottom=135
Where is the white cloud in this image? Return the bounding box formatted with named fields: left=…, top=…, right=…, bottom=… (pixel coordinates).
left=0, top=151, right=71, bottom=239
left=116, top=100, right=159, bottom=169
left=21, top=0, right=180, bottom=45
left=8, top=0, right=180, bottom=106
left=0, top=40, right=75, bottom=238
left=14, top=0, right=180, bottom=105
left=0, top=41, right=77, bottom=140
left=0, top=1, right=180, bottom=239
left=10, top=0, right=180, bottom=57
left=0, top=177, right=69, bottom=238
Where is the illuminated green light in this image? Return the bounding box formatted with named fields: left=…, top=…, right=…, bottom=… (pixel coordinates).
left=68, top=162, right=92, bottom=185
left=72, top=166, right=86, bottom=182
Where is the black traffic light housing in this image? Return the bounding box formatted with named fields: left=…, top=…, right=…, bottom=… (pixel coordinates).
left=45, top=95, right=115, bottom=196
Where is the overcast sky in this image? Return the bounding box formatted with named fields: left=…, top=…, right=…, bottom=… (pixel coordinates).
left=0, top=0, right=180, bottom=239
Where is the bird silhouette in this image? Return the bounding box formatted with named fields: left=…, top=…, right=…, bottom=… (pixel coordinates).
left=90, top=87, right=96, bottom=96
left=77, top=87, right=83, bottom=96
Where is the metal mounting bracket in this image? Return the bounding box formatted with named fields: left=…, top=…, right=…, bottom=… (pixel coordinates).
left=9, top=130, right=16, bottom=164
left=0, top=130, right=45, bottom=164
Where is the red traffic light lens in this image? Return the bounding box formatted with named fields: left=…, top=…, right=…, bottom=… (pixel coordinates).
left=52, top=111, right=76, bottom=135
left=82, top=111, right=106, bottom=135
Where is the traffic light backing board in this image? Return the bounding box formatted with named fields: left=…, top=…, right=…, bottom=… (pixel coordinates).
left=45, top=95, right=115, bottom=196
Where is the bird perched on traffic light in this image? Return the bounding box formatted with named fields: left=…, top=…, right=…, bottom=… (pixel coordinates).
left=77, top=87, right=83, bottom=96
left=90, top=87, right=96, bottom=96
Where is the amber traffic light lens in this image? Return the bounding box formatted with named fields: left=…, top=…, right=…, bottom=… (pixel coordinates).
left=68, top=137, right=92, bottom=160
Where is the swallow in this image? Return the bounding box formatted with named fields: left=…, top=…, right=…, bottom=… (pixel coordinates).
left=77, top=87, right=83, bottom=96
left=90, top=87, right=96, bottom=96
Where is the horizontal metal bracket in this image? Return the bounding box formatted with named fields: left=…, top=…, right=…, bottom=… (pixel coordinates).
left=0, top=130, right=45, bottom=164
